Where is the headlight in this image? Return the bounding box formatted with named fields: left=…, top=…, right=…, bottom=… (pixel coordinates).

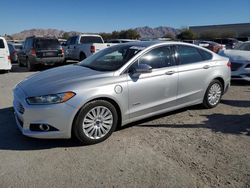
left=26, top=92, right=75, bottom=105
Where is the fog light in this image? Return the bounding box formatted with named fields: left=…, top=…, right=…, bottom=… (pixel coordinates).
left=30, top=124, right=59, bottom=132
left=39, top=124, right=50, bottom=131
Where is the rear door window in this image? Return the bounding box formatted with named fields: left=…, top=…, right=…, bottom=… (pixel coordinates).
left=177, top=45, right=204, bottom=65
left=198, top=49, right=213, bottom=60
left=0, top=39, right=5, bottom=48
left=137, top=46, right=175, bottom=69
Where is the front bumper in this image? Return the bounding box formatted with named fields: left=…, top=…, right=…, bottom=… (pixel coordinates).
left=231, top=62, right=250, bottom=81
left=13, top=86, right=77, bottom=139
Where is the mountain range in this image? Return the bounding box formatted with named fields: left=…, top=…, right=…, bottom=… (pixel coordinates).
left=9, top=26, right=179, bottom=40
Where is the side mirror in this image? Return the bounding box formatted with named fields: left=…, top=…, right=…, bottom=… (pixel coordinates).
left=134, top=64, right=152, bottom=74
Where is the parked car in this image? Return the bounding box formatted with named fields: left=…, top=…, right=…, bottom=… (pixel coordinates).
left=213, top=38, right=239, bottom=49
left=182, top=40, right=199, bottom=45
left=108, top=39, right=138, bottom=43
left=0, top=37, right=11, bottom=71
left=13, top=41, right=231, bottom=144
left=17, top=36, right=64, bottom=71
left=63, top=34, right=112, bottom=61
left=8, top=42, right=23, bottom=63
left=219, top=41, right=250, bottom=81
left=198, top=41, right=224, bottom=53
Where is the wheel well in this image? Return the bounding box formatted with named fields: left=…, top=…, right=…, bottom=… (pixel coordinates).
left=79, top=52, right=86, bottom=58
left=213, top=77, right=225, bottom=93
left=71, top=97, right=122, bottom=137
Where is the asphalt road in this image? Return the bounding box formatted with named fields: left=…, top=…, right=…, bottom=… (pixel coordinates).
left=0, top=64, right=249, bottom=188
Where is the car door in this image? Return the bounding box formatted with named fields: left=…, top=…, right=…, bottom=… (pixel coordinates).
left=175, top=45, right=214, bottom=106
left=127, top=45, right=178, bottom=120
left=68, top=36, right=78, bottom=59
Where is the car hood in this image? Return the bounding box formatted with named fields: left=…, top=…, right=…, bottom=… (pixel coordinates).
left=18, top=64, right=114, bottom=97
left=219, top=49, right=250, bottom=62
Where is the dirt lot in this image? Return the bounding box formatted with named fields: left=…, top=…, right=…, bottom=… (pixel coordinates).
left=0, top=65, right=249, bottom=188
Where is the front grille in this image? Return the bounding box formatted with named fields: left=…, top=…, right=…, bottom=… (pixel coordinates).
left=231, top=62, right=243, bottom=71
left=17, top=102, right=25, bottom=114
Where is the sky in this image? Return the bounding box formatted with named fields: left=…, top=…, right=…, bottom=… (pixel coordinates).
left=1, top=0, right=250, bottom=35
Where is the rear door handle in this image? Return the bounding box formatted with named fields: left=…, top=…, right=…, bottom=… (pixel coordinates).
left=165, top=71, right=175, bottom=75
left=203, top=65, right=210, bottom=69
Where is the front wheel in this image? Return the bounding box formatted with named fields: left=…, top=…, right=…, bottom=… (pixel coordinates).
left=203, top=80, right=223, bottom=109
left=73, top=100, right=118, bottom=145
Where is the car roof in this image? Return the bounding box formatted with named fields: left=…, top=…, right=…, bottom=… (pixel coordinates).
left=114, top=41, right=198, bottom=48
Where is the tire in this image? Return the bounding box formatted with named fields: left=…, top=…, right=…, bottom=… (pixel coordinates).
left=73, top=100, right=118, bottom=145
left=79, top=53, right=86, bottom=61
left=63, top=58, right=67, bottom=64
left=18, top=58, right=24, bottom=67
left=203, top=80, right=223, bottom=109
left=26, top=58, right=36, bottom=71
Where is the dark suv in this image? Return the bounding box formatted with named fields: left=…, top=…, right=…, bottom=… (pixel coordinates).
left=213, top=38, right=239, bottom=49
left=18, top=36, right=64, bottom=70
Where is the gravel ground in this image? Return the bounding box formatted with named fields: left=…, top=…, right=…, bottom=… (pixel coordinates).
left=0, top=65, right=249, bottom=188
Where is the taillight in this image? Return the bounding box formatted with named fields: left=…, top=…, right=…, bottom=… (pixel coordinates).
left=90, top=45, right=95, bottom=53
left=227, top=61, right=231, bottom=68
left=8, top=56, right=11, bottom=61
left=61, top=47, right=64, bottom=54
left=31, top=48, right=36, bottom=56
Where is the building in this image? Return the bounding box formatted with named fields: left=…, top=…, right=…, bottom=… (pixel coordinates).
left=189, top=23, right=250, bottom=39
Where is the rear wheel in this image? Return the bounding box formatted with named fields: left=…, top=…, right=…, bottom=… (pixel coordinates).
left=18, top=58, right=24, bottom=67
left=26, top=58, right=36, bottom=71
left=79, top=53, right=86, bottom=61
left=73, top=100, right=118, bottom=145
left=203, top=80, right=223, bottom=108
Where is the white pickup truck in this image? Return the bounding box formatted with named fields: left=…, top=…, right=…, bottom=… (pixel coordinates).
left=63, top=34, right=112, bottom=61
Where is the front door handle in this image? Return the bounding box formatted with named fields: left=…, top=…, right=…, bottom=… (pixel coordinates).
left=165, top=71, right=175, bottom=75
left=203, top=65, right=210, bottom=69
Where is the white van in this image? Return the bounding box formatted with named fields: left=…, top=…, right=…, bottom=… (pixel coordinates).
left=0, top=37, right=11, bottom=71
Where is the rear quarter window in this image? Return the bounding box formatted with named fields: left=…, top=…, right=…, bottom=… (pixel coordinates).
left=0, top=39, right=5, bottom=48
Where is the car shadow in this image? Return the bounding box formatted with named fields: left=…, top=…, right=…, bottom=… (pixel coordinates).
left=231, top=80, right=250, bottom=86
left=0, top=107, right=82, bottom=151
left=0, top=103, right=249, bottom=151
left=135, top=113, right=250, bottom=136
left=221, top=99, right=250, bottom=108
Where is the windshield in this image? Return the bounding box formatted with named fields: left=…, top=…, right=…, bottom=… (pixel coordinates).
left=234, top=43, right=250, bottom=51
left=78, top=44, right=144, bottom=71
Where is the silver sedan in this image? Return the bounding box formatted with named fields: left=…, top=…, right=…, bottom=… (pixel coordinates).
left=219, top=41, right=250, bottom=81
left=13, top=41, right=231, bottom=144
